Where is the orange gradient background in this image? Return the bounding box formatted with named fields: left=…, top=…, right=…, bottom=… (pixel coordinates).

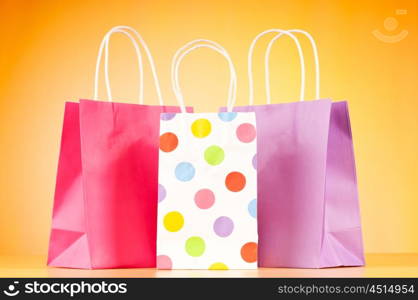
left=0, top=0, right=417, bottom=258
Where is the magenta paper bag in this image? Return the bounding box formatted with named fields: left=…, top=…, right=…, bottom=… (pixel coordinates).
left=219, top=29, right=364, bottom=268
left=47, top=26, right=191, bottom=269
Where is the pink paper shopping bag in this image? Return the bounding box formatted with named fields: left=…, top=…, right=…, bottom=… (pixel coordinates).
left=222, top=29, right=365, bottom=268
left=48, top=26, right=191, bottom=269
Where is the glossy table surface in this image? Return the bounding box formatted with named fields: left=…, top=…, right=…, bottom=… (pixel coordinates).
left=1, top=254, right=417, bottom=277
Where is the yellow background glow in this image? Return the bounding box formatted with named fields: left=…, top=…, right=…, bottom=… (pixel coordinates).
left=0, top=0, right=417, bottom=256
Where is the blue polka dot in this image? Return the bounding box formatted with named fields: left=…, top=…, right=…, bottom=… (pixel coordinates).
left=175, top=162, right=195, bottom=181
left=248, top=199, right=257, bottom=218
left=218, top=112, right=237, bottom=122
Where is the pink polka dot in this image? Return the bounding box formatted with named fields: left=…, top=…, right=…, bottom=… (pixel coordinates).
left=194, top=189, right=215, bottom=209
left=157, top=255, right=172, bottom=269
left=236, top=123, right=256, bottom=143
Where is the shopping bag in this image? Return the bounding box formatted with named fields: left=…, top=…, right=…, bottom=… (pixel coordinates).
left=47, top=26, right=191, bottom=269
left=156, top=40, right=258, bottom=270
left=221, top=29, right=365, bottom=268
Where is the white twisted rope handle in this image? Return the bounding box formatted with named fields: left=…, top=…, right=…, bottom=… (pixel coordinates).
left=265, top=29, right=320, bottom=103
left=248, top=29, right=305, bottom=105
left=94, top=25, right=164, bottom=105
left=94, top=27, right=143, bottom=102
left=171, top=39, right=237, bottom=112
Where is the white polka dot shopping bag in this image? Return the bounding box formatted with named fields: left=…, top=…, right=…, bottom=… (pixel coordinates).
left=157, top=40, right=258, bottom=270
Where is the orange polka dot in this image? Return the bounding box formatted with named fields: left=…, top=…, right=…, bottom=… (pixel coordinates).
left=159, top=132, right=178, bottom=152
left=225, top=172, right=246, bottom=192
left=241, top=242, right=257, bottom=263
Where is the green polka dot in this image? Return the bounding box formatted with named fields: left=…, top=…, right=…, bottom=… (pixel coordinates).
left=204, top=145, right=225, bottom=166
left=185, top=236, right=206, bottom=257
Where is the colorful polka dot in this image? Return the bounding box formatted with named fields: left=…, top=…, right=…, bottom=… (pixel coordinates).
left=194, top=189, right=215, bottom=209
left=185, top=236, right=206, bottom=257
left=241, top=242, right=257, bottom=263
left=248, top=199, right=257, bottom=218
left=158, top=113, right=257, bottom=269
left=159, top=132, right=178, bottom=152
left=191, top=118, right=211, bottom=138
left=218, top=112, right=237, bottom=122
left=158, top=184, right=166, bottom=203
left=204, top=145, right=225, bottom=166
left=236, top=123, right=256, bottom=143
left=161, top=113, right=176, bottom=121
left=209, top=262, right=229, bottom=270
left=175, top=162, right=195, bottom=181
left=163, top=211, right=184, bottom=232
left=213, top=216, right=234, bottom=237
left=157, top=255, right=172, bottom=269
left=225, top=171, right=246, bottom=192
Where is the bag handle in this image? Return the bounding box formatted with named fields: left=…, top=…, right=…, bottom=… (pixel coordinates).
left=94, top=25, right=164, bottom=105
left=265, top=29, right=320, bottom=103
left=171, top=39, right=237, bottom=112
left=248, top=29, right=305, bottom=105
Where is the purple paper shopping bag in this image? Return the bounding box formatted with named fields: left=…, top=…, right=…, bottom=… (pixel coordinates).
left=221, top=29, right=364, bottom=268
left=48, top=26, right=191, bottom=269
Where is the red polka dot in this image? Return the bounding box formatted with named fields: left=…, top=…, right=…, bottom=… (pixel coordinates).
left=157, top=255, right=172, bottom=269
left=159, top=132, right=178, bottom=152
left=225, top=172, right=246, bottom=192
left=241, top=242, right=257, bottom=263
left=236, top=123, right=256, bottom=143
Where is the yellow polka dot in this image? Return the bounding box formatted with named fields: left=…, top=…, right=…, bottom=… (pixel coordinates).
left=191, top=119, right=211, bottom=138
left=163, top=211, right=184, bottom=232
left=209, top=262, right=229, bottom=270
